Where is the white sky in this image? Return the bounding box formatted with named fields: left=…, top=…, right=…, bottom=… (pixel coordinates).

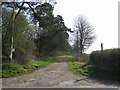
left=53, top=0, right=119, bottom=53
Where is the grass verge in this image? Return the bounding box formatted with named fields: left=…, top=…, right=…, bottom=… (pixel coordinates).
left=2, top=61, right=50, bottom=78
left=2, top=55, right=75, bottom=78
left=68, top=61, right=119, bottom=80
left=68, top=61, right=96, bottom=76
left=2, top=56, right=59, bottom=78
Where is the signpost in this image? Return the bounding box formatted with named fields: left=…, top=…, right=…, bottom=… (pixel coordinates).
left=101, top=43, right=103, bottom=65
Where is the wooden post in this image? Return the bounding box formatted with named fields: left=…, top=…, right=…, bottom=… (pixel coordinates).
left=101, top=43, right=103, bottom=51
left=101, top=43, right=103, bottom=65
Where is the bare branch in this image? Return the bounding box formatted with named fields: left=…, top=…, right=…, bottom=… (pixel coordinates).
left=73, top=16, right=96, bottom=54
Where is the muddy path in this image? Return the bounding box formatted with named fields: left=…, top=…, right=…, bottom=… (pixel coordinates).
left=2, top=61, right=119, bottom=88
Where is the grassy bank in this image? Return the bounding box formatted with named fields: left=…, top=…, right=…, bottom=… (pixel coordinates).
left=68, top=61, right=119, bottom=80
left=2, top=55, right=74, bottom=78
left=2, top=56, right=57, bottom=78
left=68, top=61, right=96, bottom=76
left=68, top=48, right=119, bottom=81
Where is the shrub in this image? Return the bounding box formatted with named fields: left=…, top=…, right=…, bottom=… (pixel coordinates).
left=90, top=48, right=119, bottom=66
left=13, top=48, right=31, bottom=64
left=68, top=61, right=96, bottom=76
left=2, top=63, right=25, bottom=78
left=89, top=48, right=120, bottom=80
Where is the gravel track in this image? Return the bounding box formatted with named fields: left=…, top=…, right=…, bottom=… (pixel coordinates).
left=2, top=61, right=119, bottom=88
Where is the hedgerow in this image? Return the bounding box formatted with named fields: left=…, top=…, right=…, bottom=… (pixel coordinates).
left=89, top=48, right=120, bottom=80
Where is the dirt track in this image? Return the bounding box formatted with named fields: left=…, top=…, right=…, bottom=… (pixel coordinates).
left=2, top=61, right=119, bottom=88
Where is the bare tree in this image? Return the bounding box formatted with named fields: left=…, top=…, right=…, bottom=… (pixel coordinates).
left=73, top=16, right=95, bottom=61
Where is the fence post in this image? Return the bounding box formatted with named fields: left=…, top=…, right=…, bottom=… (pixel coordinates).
left=101, top=43, right=103, bottom=65
left=101, top=43, right=103, bottom=51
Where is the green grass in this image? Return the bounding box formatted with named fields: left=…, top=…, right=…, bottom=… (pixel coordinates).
left=68, top=61, right=80, bottom=74
left=2, top=62, right=49, bottom=78
left=2, top=55, right=74, bottom=78
left=68, top=61, right=96, bottom=76
left=2, top=56, right=56, bottom=78
left=57, top=55, right=74, bottom=58
left=68, top=61, right=119, bottom=80
left=0, top=63, right=1, bottom=78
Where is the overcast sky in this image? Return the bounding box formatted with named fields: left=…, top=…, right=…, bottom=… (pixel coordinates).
left=53, top=0, right=119, bottom=53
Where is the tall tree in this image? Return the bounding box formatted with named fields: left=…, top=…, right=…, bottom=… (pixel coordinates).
left=31, top=3, right=71, bottom=56
left=2, top=7, right=32, bottom=64
left=0, top=2, right=2, bottom=57
left=73, top=16, right=95, bottom=61
left=2, top=1, right=72, bottom=61
left=2, top=2, right=25, bottom=63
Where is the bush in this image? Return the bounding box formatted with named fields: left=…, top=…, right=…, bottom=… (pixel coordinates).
left=68, top=62, right=80, bottom=73
left=2, top=63, right=25, bottom=78
left=2, top=60, right=50, bottom=78
left=89, top=48, right=120, bottom=80
left=90, top=48, right=119, bottom=66
left=13, top=48, right=31, bottom=64
left=68, top=61, right=96, bottom=76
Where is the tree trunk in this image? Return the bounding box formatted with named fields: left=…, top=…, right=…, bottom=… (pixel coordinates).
left=10, top=4, right=15, bottom=63
left=9, top=2, right=24, bottom=63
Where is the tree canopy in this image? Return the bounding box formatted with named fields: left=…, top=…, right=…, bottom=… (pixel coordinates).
left=2, top=1, right=72, bottom=64
left=72, top=16, right=95, bottom=61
